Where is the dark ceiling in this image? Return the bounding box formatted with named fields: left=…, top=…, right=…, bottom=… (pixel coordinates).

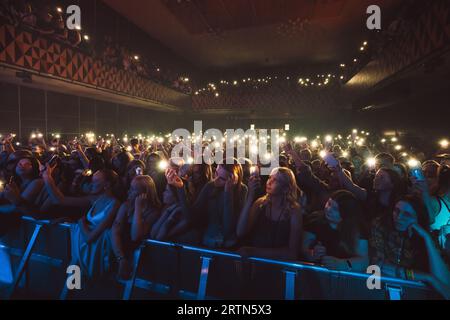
left=103, top=0, right=403, bottom=70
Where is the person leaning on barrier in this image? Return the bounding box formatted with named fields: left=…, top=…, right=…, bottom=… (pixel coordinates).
left=42, top=164, right=121, bottom=279
left=302, top=190, right=369, bottom=272
left=369, top=194, right=450, bottom=299
left=111, top=175, right=161, bottom=280
left=236, top=167, right=303, bottom=261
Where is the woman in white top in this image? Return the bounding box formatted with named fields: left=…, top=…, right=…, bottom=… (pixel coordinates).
left=42, top=165, right=120, bottom=279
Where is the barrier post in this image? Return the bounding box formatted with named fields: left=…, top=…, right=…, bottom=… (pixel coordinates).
left=283, top=270, right=297, bottom=300
left=386, top=284, right=403, bottom=300
left=122, top=246, right=143, bottom=300
left=6, top=223, right=43, bottom=299
left=196, top=256, right=213, bottom=300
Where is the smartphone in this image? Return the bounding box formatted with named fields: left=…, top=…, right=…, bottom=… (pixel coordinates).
left=323, top=153, right=339, bottom=168
left=411, top=168, right=426, bottom=181
left=82, top=169, right=93, bottom=177
left=250, top=165, right=260, bottom=177
left=48, top=154, right=59, bottom=167
left=135, top=167, right=143, bottom=176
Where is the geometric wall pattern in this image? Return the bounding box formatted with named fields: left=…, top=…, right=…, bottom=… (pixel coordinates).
left=0, top=24, right=191, bottom=109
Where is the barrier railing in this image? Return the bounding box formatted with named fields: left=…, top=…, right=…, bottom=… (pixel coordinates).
left=0, top=216, right=442, bottom=300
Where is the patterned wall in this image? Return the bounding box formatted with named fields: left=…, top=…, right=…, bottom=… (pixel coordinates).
left=346, top=0, right=450, bottom=92
left=0, top=24, right=191, bottom=109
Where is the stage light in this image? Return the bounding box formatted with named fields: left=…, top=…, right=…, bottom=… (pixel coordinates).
left=353, top=58, right=357, bottom=62
left=56, top=7, right=63, bottom=13
left=215, top=92, right=219, bottom=97
left=134, top=55, right=139, bottom=61
left=363, top=41, right=368, bottom=46
left=83, top=35, right=89, bottom=41
left=340, top=64, right=346, bottom=68
left=233, top=80, right=238, bottom=85
left=360, top=46, right=365, bottom=51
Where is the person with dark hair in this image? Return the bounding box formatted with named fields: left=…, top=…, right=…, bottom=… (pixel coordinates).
left=0, top=155, right=43, bottom=215
left=302, top=190, right=369, bottom=271
left=236, top=167, right=303, bottom=260
left=375, top=152, right=395, bottom=171
left=145, top=152, right=167, bottom=199
left=111, top=150, right=134, bottom=177
left=111, top=175, right=161, bottom=280
left=166, top=159, right=247, bottom=249
left=337, top=165, right=405, bottom=222
left=369, top=194, right=450, bottom=298
left=42, top=165, right=120, bottom=279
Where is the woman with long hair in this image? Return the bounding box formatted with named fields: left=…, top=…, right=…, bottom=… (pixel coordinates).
left=302, top=190, right=368, bottom=271
left=111, top=175, right=161, bottom=280
left=236, top=167, right=303, bottom=260
left=370, top=194, right=450, bottom=299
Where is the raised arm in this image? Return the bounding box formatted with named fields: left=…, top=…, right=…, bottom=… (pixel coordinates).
left=335, top=166, right=368, bottom=202
left=42, top=163, right=92, bottom=208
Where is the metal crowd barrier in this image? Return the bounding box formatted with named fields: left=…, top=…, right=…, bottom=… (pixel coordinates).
left=0, top=216, right=442, bottom=300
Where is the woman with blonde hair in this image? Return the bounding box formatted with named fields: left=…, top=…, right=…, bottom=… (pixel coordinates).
left=236, top=167, right=303, bottom=260
left=111, top=175, right=161, bottom=279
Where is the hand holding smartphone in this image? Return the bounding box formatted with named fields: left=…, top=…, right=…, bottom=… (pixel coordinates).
left=323, top=153, right=339, bottom=169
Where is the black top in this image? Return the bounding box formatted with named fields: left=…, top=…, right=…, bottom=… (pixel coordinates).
left=304, top=212, right=367, bottom=259
left=245, top=203, right=291, bottom=248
